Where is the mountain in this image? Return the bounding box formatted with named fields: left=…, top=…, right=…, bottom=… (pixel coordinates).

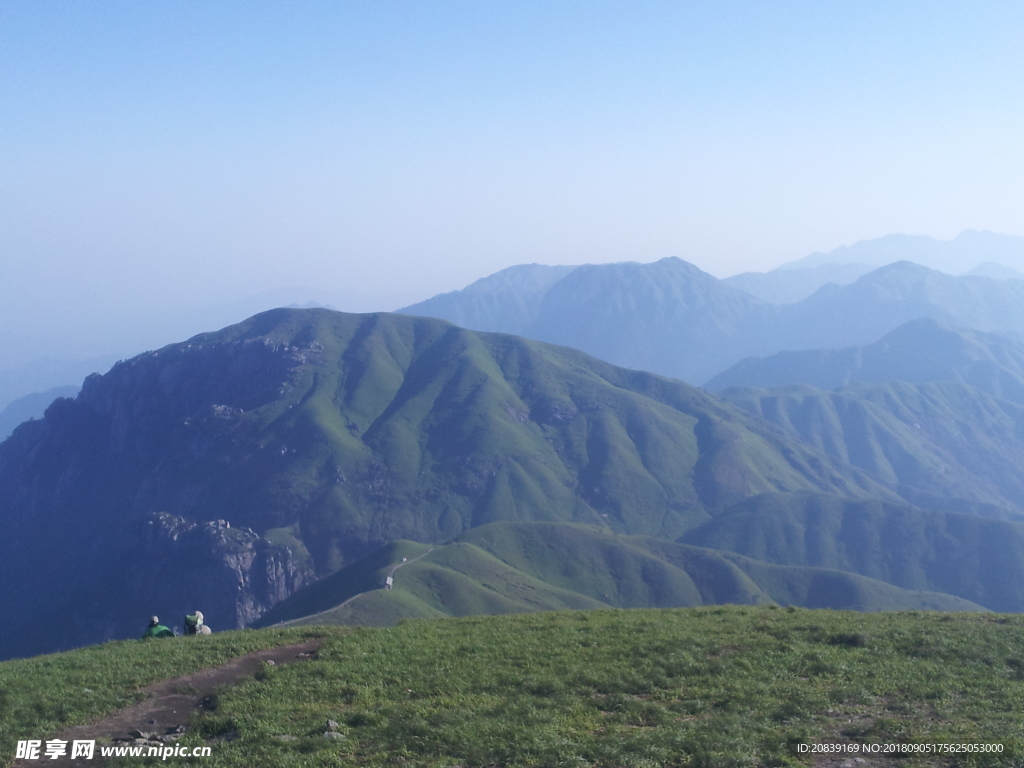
left=402, top=257, right=1024, bottom=386
left=682, top=493, right=1024, bottom=612
left=966, top=262, right=1024, bottom=280
left=0, top=385, right=79, bottom=440
left=708, top=320, right=1024, bottom=515
left=729, top=381, right=1024, bottom=517
left=257, top=522, right=980, bottom=627
left=707, top=317, right=1024, bottom=395
left=722, top=262, right=875, bottom=304
left=403, top=257, right=771, bottom=383
left=522, top=258, right=768, bottom=383
left=778, top=230, right=1024, bottom=274
left=764, top=261, right=1024, bottom=353
left=0, top=308, right=881, bottom=659
left=396, top=263, right=577, bottom=335
left=720, top=231, right=1024, bottom=305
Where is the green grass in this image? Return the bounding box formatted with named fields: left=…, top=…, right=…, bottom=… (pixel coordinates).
left=3, top=308, right=896, bottom=659
left=684, top=492, right=1024, bottom=611
left=263, top=522, right=983, bottom=630
left=0, top=627, right=344, bottom=763
left=7, top=609, right=1024, bottom=767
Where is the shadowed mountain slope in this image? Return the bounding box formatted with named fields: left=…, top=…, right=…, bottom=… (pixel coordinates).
left=709, top=320, right=1024, bottom=514
left=403, top=257, right=769, bottom=384
left=0, top=385, right=79, bottom=440
left=522, top=258, right=767, bottom=383
left=708, top=318, right=1024, bottom=395
left=0, top=308, right=879, bottom=659
left=682, top=493, right=1024, bottom=612
left=396, top=263, right=577, bottom=335
left=763, top=261, right=1024, bottom=354
left=718, top=382, right=1024, bottom=517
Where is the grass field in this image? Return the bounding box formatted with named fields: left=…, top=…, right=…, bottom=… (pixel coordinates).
left=4, top=607, right=1024, bottom=767
left=0, top=627, right=335, bottom=764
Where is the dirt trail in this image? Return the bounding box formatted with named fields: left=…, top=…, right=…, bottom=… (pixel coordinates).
left=12, top=639, right=322, bottom=767
left=276, top=546, right=438, bottom=626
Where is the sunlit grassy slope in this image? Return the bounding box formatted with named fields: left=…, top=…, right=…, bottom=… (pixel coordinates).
left=256, top=522, right=981, bottom=628
left=0, top=627, right=336, bottom=765
left=0, top=309, right=887, bottom=658
left=6, top=609, right=1024, bottom=767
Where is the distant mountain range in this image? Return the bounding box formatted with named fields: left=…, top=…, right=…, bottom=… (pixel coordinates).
left=778, top=229, right=1024, bottom=274
left=721, top=230, right=1024, bottom=305
left=401, top=257, right=1024, bottom=385
left=721, top=262, right=876, bottom=304
left=9, top=232, right=1024, bottom=660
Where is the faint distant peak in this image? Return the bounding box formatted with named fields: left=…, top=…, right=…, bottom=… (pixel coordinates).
left=559, top=256, right=723, bottom=283
left=459, top=263, right=578, bottom=294
left=964, top=262, right=1024, bottom=280
left=777, top=230, right=1024, bottom=275
left=859, top=260, right=938, bottom=279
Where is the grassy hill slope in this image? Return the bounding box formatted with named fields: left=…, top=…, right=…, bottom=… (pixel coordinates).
left=0, top=308, right=882, bottom=659
left=4, top=609, right=1024, bottom=767
left=259, top=522, right=981, bottom=628
left=707, top=318, right=1024, bottom=397
left=717, top=381, right=1024, bottom=516
left=683, top=492, right=1024, bottom=611
left=707, top=319, right=1024, bottom=515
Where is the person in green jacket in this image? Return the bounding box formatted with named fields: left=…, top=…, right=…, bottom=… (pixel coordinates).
left=184, top=610, right=212, bottom=635
left=141, top=616, right=174, bottom=639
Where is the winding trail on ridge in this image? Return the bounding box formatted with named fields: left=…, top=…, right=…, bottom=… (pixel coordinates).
left=274, top=545, right=440, bottom=627
left=12, top=639, right=323, bottom=767
left=17, top=548, right=441, bottom=765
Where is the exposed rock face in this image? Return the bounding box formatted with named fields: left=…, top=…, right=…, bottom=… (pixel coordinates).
left=0, top=308, right=879, bottom=659
left=0, top=335, right=321, bottom=659
left=3, top=510, right=314, bottom=659
left=121, top=513, right=314, bottom=631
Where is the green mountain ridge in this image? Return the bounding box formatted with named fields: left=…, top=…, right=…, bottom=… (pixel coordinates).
left=0, top=308, right=881, bottom=659
left=8, top=306, right=1024, bottom=662
left=683, top=492, right=1024, bottom=611
left=710, top=320, right=1024, bottom=514
left=708, top=317, right=1024, bottom=395
left=259, top=521, right=983, bottom=629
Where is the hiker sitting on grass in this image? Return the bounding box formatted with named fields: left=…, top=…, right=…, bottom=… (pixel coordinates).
left=141, top=616, right=174, bottom=639
left=184, top=610, right=212, bottom=635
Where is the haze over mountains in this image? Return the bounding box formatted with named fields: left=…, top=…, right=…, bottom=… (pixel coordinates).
left=8, top=230, right=1024, bottom=659
left=401, top=241, right=1024, bottom=385
left=781, top=230, right=1024, bottom=274
left=7, top=230, right=1022, bottom=418
left=706, top=319, right=1024, bottom=518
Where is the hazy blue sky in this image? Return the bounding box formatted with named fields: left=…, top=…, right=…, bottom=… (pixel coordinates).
left=2, top=1, right=1024, bottom=369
